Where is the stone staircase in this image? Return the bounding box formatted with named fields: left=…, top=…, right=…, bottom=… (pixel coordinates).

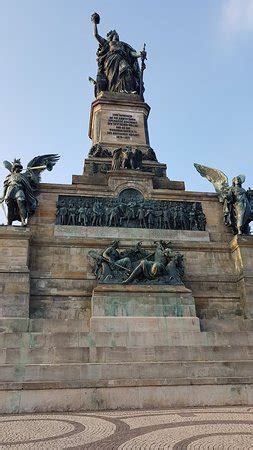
left=0, top=319, right=253, bottom=413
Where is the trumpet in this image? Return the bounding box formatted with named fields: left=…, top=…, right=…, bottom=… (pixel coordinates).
left=27, top=165, right=47, bottom=170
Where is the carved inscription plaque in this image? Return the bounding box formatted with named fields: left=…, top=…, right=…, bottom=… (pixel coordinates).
left=107, top=113, right=139, bottom=140
left=99, top=109, right=147, bottom=145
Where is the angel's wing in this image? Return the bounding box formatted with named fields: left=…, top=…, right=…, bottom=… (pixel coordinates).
left=194, top=163, right=229, bottom=200
left=2, top=160, right=13, bottom=172
left=27, top=154, right=60, bottom=171
left=25, top=154, right=60, bottom=182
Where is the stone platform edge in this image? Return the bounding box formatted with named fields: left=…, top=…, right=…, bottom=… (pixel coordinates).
left=0, top=383, right=253, bottom=413
left=54, top=226, right=210, bottom=241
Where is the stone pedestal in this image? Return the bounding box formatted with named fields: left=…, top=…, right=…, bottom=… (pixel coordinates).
left=0, top=226, right=30, bottom=318
left=75, top=91, right=186, bottom=188
left=89, top=92, right=150, bottom=152
left=90, top=284, right=200, bottom=332
left=231, top=235, right=253, bottom=319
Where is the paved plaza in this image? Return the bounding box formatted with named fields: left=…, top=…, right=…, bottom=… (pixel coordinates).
left=0, top=406, right=253, bottom=449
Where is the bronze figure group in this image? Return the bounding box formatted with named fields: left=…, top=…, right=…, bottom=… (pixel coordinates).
left=56, top=194, right=206, bottom=231
left=89, top=240, right=185, bottom=285
left=112, top=146, right=143, bottom=171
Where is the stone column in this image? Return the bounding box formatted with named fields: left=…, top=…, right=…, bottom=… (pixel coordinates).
left=0, top=227, right=30, bottom=319
left=230, top=235, right=253, bottom=319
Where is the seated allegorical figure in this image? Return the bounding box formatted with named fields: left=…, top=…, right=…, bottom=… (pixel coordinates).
left=121, top=241, right=184, bottom=285
left=89, top=240, right=185, bottom=285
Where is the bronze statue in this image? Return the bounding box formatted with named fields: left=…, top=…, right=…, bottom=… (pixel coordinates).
left=111, top=146, right=143, bottom=171
left=88, top=143, right=111, bottom=158
left=91, top=12, right=146, bottom=96
left=194, top=163, right=252, bottom=235
left=1, top=155, right=60, bottom=226
left=122, top=241, right=184, bottom=285
left=89, top=240, right=132, bottom=283
left=89, top=240, right=185, bottom=285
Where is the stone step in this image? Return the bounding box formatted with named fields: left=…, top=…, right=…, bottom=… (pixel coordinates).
left=1, top=381, right=253, bottom=414
left=0, top=319, right=88, bottom=333
left=1, top=318, right=252, bottom=334
left=1, top=331, right=253, bottom=348
left=1, top=375, right=253, bottom=391
left=1, top=345, right=253, bottom=364
left=91, top=345, right=253, bottom=363
left=1, top=360, right=253, bottom=383
left=0, top=347, right=89, bottom=364
left=90, top=316, right=200, bottom=332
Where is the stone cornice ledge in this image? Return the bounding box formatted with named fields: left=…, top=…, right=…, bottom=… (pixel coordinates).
left=0, top=226, right=31, bottom=240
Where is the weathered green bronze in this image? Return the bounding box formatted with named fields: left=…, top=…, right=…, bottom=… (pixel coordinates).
left=1, top=155, right=60, bottom=226
left=56, top=190, right=206, bottom=231
left=90, top=12, right=147, bottom=97
left=194, top=163, right=253, bottom=235
left=89, top=240, right=185, bottom=285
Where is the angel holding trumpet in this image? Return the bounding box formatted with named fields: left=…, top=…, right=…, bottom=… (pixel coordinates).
left=0, top=154, right=60, bottom=226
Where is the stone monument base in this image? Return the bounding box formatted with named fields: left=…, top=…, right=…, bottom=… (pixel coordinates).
left=0, top=227, right=30, bottom=319
left=90, top=284, right=200, bottom=332
left=1, top=319, right=253, bottom=413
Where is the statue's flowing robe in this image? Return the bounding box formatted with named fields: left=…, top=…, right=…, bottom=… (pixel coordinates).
left=230, top=186, right=251, bottom=230
left=97, top=40, right=141, bottom=93
left=139, top=260, right=166, bottom=280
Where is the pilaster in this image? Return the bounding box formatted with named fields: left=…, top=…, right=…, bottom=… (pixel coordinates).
left=0, top=226, right=30, bottom=318
left=230, top=235, right=253, bottom=319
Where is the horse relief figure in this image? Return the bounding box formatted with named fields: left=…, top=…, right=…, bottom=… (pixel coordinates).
left=0, top=154, right=60, bottom=226
left=194, top=163, right=252, bottom=235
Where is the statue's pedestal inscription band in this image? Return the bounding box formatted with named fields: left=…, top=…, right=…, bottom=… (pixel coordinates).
left=89, top=92, right=150, bottom=148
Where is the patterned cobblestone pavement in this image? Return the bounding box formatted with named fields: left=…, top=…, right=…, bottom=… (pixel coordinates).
left=0, top=406, right=253, bottom=449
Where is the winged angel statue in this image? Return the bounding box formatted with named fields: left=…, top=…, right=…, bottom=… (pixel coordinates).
left=194, top=163, right=252, bottom=235
left=0, top=154, right=60, bottom=226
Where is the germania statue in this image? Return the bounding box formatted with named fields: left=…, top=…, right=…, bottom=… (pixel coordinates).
left=194, top=163, right=253, bottom=235
left=90, top=12, right=147, bottom=97
left=0, top=154, right=60, bottom=226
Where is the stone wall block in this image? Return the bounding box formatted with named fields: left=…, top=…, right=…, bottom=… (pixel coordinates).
left=0, top=228, right=30, bottom=318
left=230, top=236, right=253, bottom=319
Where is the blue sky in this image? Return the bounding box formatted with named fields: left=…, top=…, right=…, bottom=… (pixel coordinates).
left=1, top=0, right=253, bottom=222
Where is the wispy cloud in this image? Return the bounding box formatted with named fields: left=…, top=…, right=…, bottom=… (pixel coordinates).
left=222, top=0, right=253, bottom=34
